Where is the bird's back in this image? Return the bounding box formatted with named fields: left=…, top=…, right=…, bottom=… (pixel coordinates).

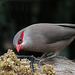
left=27, top=23, right=75, bottom=44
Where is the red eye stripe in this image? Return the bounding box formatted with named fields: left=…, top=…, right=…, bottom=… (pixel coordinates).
left=18, top=30, right=24, bottom=44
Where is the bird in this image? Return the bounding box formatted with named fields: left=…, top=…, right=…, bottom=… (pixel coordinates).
left=13, top=23, right=75, bottom=60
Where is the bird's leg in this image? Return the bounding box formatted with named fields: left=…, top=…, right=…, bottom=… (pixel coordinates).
left=31, top=53, right=48, bottom=62
left=40, top=52, right=48, bottom=58
left=32, top=52, right=59, bottom=66
left=31, top=55, right=47, bottom=67
left=38, top=51, right=59, bottom=65
left=36, top=53, right=48, bottom=65
left=44, top=51, right=59, bottom=59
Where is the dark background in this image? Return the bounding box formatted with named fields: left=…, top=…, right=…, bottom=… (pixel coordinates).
left=0, top=0, right=75, bottom=59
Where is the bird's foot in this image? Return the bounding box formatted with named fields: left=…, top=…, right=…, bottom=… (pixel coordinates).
left=31, top=55, right=47, bottom=67
left=31, top=51, right=59, bottom=67
left=38, top=58, right=47, bottom=65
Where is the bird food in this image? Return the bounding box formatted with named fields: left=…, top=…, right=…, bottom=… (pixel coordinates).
left=0, top=49, right=55, bottom=75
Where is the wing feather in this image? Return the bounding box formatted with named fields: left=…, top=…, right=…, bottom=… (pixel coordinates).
left=30, top=23, right=75, bottom=44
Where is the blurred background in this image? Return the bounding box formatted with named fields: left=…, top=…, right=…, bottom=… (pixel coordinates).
left=0, top=0, right=75, bottom=59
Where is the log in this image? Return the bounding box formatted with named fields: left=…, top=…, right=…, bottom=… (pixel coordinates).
left=34, top=56, right=75, bottom=75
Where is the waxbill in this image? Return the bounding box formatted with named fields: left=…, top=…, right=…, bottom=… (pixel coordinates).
left=13, top=23, right=75, bottom=59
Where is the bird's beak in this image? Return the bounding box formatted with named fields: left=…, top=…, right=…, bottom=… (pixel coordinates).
left=15, top=45, right=22, bottom=52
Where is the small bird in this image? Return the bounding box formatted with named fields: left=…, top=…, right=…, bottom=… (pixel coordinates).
left=13, top=23, right=75, bottom=59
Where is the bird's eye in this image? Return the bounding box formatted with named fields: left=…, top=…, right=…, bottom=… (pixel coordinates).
left=19, top=38, right=22, bottom=42
left=18, top=38, right=22, bottom=44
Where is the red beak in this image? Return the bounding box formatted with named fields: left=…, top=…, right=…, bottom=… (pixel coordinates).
left=15, top=45, right=22, bottom=52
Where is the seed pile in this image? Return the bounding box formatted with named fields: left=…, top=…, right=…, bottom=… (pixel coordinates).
left=0, top=49, right=55, bottom=75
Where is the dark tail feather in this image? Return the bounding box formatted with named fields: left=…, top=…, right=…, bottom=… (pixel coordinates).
left=58, top=24, right=75, bottom=28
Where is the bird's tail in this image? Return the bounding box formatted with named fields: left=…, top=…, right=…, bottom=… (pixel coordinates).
left=58, top=24, right=75, bottom=28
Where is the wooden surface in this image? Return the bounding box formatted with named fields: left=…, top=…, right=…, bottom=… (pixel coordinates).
left=34, top=56, right=75, bottom=75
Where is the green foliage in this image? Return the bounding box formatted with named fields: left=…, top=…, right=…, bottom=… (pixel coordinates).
left=0, top=0, right=6, bottom=26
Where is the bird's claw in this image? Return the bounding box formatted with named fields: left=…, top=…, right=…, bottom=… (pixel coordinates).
left=31, top=55, right=47, bottom=67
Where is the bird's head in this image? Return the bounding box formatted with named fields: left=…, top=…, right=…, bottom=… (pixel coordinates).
left=13, top=30, right=25, bottom=52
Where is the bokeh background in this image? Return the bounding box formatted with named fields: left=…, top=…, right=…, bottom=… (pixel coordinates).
left=0, top=0, right=75, bottom=59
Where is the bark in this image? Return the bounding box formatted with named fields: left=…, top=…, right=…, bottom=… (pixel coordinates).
left=35, top=56, right=75, bottom=75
